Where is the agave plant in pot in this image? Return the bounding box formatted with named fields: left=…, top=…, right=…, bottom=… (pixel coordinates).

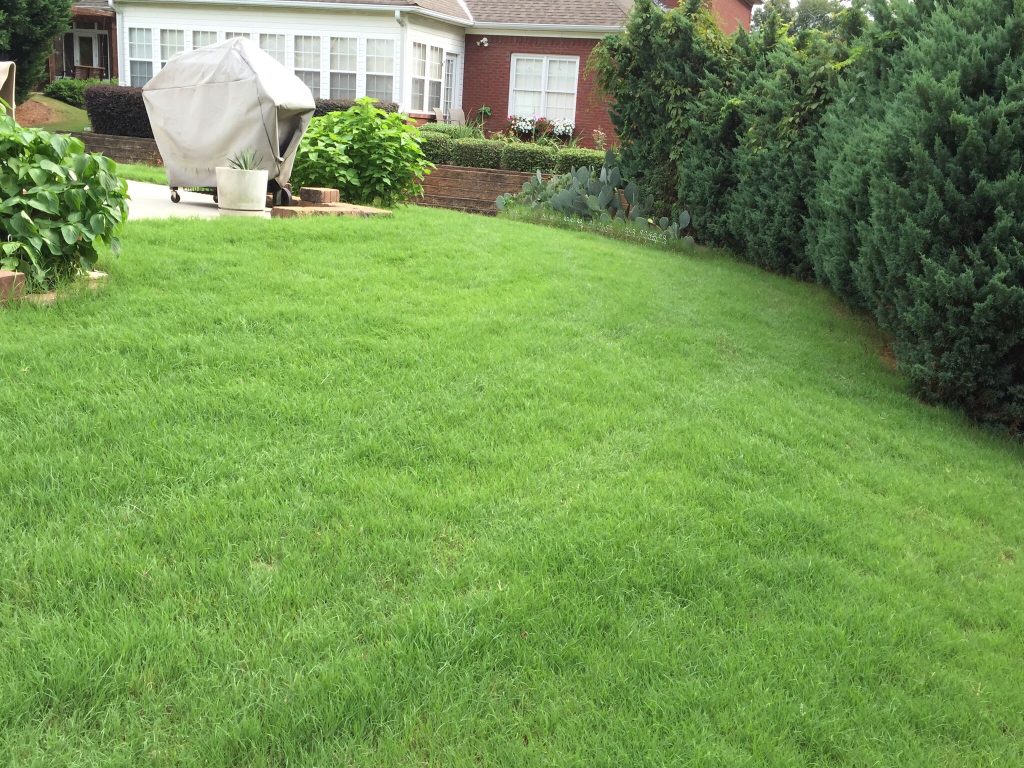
left=216, top=149, right=268, bottom=212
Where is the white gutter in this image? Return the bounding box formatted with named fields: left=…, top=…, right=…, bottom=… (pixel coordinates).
left=395, top=10, right=407, bottom=111
left=114, top=0, right=474, bottom=28
left=468, top=22, right=624, bottom=34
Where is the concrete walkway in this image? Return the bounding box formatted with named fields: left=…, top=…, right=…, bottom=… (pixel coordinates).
left=127, top=181, right=269, bottom=221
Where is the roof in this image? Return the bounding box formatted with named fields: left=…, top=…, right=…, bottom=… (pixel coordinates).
left=265, top=0, right=473, bottom=22
left=463, top=0, right=632, bottom=27
left=73, top=0, right=115, bottom=11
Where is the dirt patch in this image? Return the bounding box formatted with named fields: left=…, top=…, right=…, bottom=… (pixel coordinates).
left=879, top=342, right=898, bottom=372
left=14, top=98, right=57, bottom=127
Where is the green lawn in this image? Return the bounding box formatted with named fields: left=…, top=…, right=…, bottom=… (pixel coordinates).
left=116, top=162, right=168, bottom=185
left=25, top=93, right=90, bottom=133
left=1, top=209, right=1022, bottom=766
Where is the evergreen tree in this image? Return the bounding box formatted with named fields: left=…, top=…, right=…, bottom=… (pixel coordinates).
left=0, top=0, right=72, bottom=103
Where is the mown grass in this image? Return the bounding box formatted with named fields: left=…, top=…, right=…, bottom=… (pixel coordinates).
left=1, top=208, right=1022, bottom=766
left=115, top=162, right=168, bottom=185
left=25, top=93, right=90, bottom=133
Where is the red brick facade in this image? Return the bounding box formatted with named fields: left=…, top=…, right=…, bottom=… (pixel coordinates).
left=462, top=35, right=616, bottom=148
left=461, top=2, right=754, bottom=148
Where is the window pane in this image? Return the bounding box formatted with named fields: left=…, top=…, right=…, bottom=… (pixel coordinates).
left=428, top=80, right=441, bottom=110
left=160, top=29, right=184, bottom=66
left=366, top=74, right=393, bottom=102
left=413, top=42, right=426, bottom=78
left=330, top=37, right=356, bottom=72
left=513, top=58, right=543, bottom=90
left=294, top=35, right=320, bottom=69
left=545, top=92, right=575, bottom=121
left=511, top=90, right=542, bottom=117
left=193, top=30, right=217, bottom=48
left=412, top=79, right=425, bottom=111
left=330, top=72, right=356, bottom=100
left=260, top=34, right=286, bottom=64
left=128, top=28, right=152, bottom=59
left=297, top=70, right=320, bottom=93
left=366, top=39, right=394, bottom=74
left=429, top=46, right=443, bottom=80
left=129, top=60, right=153, bottom=87
left=225, top=32, right=250, bottom=40
left=546, top=58, right=578, bottom=93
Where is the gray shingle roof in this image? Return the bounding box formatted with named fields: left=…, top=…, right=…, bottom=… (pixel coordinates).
left=464, top=0, right=632, bottom=27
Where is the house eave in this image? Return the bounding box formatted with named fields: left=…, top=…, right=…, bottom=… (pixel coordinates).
left=468, top=22, right=623, bottom=35
left=113, top=0, right=473, bottom=27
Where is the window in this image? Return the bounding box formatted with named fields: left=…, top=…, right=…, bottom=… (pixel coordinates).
left=128, top=28, right=153, bottom=86
left=329, top=37, right=357, bottom=100
left=225, top=32, right=250, bottom=40
left=410, top=43, right=443, bottom=112
left=294, top=35, right=321, bottom=94
left=260, top=33, right=286, bottom=65
left=509, top=55, right=579, bottom=122
left=160, top=29, right=185, bottom=68
left=193, top=30, right=217, bottom=49
left=365, top=39, right=394, bottom=102
left=443, top=53, right=458, bottom=120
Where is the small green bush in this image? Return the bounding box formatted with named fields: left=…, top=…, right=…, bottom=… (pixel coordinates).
left=0, top=112, right=128, bottom=289
left=44, top=78, right=116, bottom=108
left=420, top=133, right=454, bottom=165
left=291, top=98, right=433, bottom=207
left=419, top=123, right=485, bottom=139
left=501, top=143, right=558, bottom=173
left=450, top=138, right=503, bottom=169
left=554, top=148, right=606, bottom=175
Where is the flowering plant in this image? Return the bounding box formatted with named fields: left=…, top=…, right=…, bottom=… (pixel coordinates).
left=551, top=118, right=575, bottom=139
left=509, top=114, right=537, bottom=134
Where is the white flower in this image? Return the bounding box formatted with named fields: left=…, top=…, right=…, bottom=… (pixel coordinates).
left=510, top=115, right=537, bottom=134
left=551, top=118, right=575, bottom=138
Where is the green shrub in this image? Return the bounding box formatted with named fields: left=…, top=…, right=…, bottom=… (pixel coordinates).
left=500, top=142, right=558, bottom=173
left=420, top=132, right=454, bottom=165
left=84, top=85, right=152, bottom=138
left=313, top=98, right=398, bottom=116
left=0, top=112, right=128, bottom=289
left=419, top=123, right=485, bottom=139
left=853, top=0, right=1024, bottom=430
left=291, top=98, right=433, bottom=207
left=43, top=78, right=115, bottom=108
left=450, top=138, right=503, bottom=169
left=554, top=148, right=606, bottom=175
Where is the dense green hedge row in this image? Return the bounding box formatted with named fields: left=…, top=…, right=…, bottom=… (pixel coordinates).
left=419, top=133, right=605, bottom=174
left=596, top=0, right=1024, bottom=434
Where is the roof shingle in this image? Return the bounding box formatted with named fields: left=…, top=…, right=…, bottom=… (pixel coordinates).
left=463, top=0, right=632, bottom=27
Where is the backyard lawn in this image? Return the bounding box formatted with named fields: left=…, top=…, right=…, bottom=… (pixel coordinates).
left=1, top=208, right=1022, bottom=766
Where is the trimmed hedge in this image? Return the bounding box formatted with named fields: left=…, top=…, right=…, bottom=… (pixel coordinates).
left=84, top=85, right=152, bottom=138
left=313, top=98, right=398, bottom=116
left=85, top=86, right=399, bottom=138
left=419, top=123, right=485, bottom=139
left=554, top=148, right=606, bottom=174
left=450, top=138, right=503, bottom=169
left=420, top=133, right=454, bottom=165
left=500, top=142, right=558, bottom=173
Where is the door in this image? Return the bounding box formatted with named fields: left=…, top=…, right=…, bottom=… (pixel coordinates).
left=76, top=34, right=95, bottom=68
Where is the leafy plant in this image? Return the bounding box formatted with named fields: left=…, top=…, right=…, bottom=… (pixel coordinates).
left=43, top=77, right=116, bottom=108
left=227, top=149, right=264, bottom=171
left=84, top=85, right=153, bottom=138
left=291, top=98, right=432, bottom=207
left=500, top=142, right=558, bottom=173
left=418, top=123, right=485, bottom=139
left=0, top=107, right=128, bottom=289
left=450, top=138, right=503, bottom=169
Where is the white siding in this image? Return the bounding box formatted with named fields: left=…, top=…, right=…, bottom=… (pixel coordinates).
left=403, top=16, right=465, bottom=115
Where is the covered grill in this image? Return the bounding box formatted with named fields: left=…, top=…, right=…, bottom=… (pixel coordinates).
left=142, top=38, right=315, bottom=205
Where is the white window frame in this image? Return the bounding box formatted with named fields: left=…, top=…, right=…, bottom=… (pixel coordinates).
left=192, top=30, right=218, bottom=49
left=508, top=54, right=580, bottom=123
left=329, top=37, right=358, bottom=100
left=127, top=27, right=154, bottom=87
left=224, top=32, right=251, bottom=40
left=160, top=29, right=185, bottom=69
left=410, top=42, right=443, bottom=114
left=260, top=33, right=287, bottom=65
left=293, top=35, right=322, bottom=96
left=365, top=38, right=396, bottom=103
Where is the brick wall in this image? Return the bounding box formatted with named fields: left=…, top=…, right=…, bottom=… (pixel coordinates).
left=462, top=35, right=615, bottom=149
left=661, top=0, right=755, bottom=32
left=70, top=132, right=163, bottom=166
left=419, top=164, right=535, bottom=215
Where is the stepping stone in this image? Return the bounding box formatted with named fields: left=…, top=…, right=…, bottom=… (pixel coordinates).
left=271, top=203, right=391, bottom=219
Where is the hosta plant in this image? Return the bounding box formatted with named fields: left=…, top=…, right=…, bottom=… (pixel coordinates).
left=0, top=108, right=128, bottom=290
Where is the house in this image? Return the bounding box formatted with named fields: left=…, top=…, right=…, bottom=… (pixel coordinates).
left=48, top=1, right=119, bottom=82
left=104, top=0, right=756, bottom=144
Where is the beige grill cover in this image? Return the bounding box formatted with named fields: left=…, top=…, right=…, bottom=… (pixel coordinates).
left=143, top=38, right=314, bottom=188
left=0, top=62, right=15, bottom=119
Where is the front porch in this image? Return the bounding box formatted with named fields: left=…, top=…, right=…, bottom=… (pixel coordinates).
left=47, top=3, right=118, bottom=83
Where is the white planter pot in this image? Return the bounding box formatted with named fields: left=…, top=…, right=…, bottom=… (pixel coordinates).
left=215, top=167, right=269, bottom=212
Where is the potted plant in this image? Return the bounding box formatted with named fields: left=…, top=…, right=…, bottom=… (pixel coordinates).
left=216, top=149, right=268, bottom=212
